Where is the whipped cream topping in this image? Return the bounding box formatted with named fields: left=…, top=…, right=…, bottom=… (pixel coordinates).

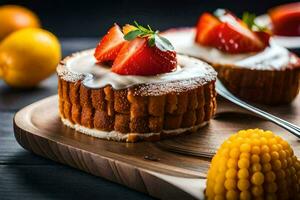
left=61, top=117, right=208, bottom=142
left=163, top=28, right=299, bottom=70
left=57, top=49, right=217, bottom=94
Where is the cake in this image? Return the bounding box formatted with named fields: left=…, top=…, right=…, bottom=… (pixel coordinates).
left=57, top=22, right=217, bottom=142
left=163, top=9, right=300, bottom=104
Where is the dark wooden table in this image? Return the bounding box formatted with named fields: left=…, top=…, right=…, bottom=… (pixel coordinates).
left=0, top=38, right=153, bottom=200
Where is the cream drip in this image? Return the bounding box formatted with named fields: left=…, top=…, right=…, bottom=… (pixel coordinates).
left=162, top=28, right=299, bottom=70
left=57, top=50, right=217, bottom=93
left=61, top=118, right=208, bottom=142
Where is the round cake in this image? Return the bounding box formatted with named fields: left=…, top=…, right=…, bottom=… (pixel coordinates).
left=57, top=50, right=217, bottom=142
left=163, top=10, right=300, bottom=105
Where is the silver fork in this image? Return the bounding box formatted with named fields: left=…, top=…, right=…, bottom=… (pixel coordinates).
left=216, top=79, right=300, bottom=138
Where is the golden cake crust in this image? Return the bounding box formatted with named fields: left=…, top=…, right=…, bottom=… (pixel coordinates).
left=58, top=78, right=216, bottom=142
left=215, top=63, right=300, bottom=104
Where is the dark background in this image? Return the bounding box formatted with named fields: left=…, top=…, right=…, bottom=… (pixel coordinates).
left=0, top=0, right=298, bottom=37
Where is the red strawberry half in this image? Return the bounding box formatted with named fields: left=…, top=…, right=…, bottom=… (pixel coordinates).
left=212, top=21, right=265, bottom=53
left=112, top=37, right=177, bottom=76
left=94, top=24, right=125, bottom=63
left=269, top=2, right=300, bottom=36
left=195, top=12, right=268, bottom=53
left=195, top=13, right=221, bottom=45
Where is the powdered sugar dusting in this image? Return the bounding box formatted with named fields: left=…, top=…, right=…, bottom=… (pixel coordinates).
left=57, top=49, right=217, bottom=96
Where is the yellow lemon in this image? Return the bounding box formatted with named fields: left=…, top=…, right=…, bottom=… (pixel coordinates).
left=0, top=28, right=61, bottom=88
left=0, top=5, right=40, bottom=40
left=206, top=129, right=300, bottom=200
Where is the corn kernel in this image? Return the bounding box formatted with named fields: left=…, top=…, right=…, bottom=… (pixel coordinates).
left=214, top=194, right=225, bottom=200
left=251, top=185, right=263, bottom=196
left=226, top=190, right=238, bottom=200
left=262, top=153, right=271, bottom=163
left=227, top=158, right=238, bottom=169
left=215, top=174, right=225, bottom=184
left=261, top=145, right=270, bottom=154
left=240, top=143, right=251, bottom=153
left=240, top=191, right=251, bottom=200
left=230, top=148, right=240, bottom=159
left=240, top=152, right=250, bottom=159
left=251, top=146, right=261, bottom=154
left=271, top=152, right=280, bottom=160
left=262, top=163, right=272, bottom=172
left=238, top=158, right=250, bottom=169
left=260, top=137, right=268, bottom=145
left=251, top=154, right=260, bottom=163
left=271, top=144, right=279, bottom=152
left=225, top=168, right=237, bottom=179
left=265, top=171, right=276, bottom=182
left=238, top=168, right=249, bottom=179
left=272, top=160, right=282, bottom=171
left=224, top=179, right=236, bottom=190
left=265, top=182, right=277, bottom=193
left=214, top=183, right=225, bottom=194
left=238, top=179, right=250, bottom=191
left=276, top=169, right=285, bottom=180
left=251, top=172, right=264, bottom=185
left=251, top=163, right=262, bottom=172
left=281, top=159, right=288, bottom=169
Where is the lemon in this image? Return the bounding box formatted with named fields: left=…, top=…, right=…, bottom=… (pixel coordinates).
left=0, top=28, right=61, bottom=88
left=0, top=5, right=40, bottom=40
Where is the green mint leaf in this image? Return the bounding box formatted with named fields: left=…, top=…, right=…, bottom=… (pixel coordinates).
left=124, top=30, right=143, bottom=41
left=133, top=21, right=139, bottom=27
left=148, top=35, right=155, bottom=47
left=154, top=34, right=174, bottom=51
left=133, top=21, right=151, bottom=33
left=242, top=12, right=267, bottom=31
left=140, top=26, right=150, bottom=33
left=147, top=25, right=153, bottom=32
left=126, top=21, right=174, bottom=51
left=242, top=12, right=256, bottom=28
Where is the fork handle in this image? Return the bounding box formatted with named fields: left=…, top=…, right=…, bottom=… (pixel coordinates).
left=217, top=88, right=300, bottom=138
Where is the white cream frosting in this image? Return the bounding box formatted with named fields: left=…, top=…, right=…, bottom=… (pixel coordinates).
left=163, top=28, right=299, bottom=70
left=61, top=117, right=208, bottom=142
left=57, top=50, right=217, bottom=94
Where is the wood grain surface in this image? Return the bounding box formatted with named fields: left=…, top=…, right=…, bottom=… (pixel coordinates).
left=13, top=95, right=300, bottom=199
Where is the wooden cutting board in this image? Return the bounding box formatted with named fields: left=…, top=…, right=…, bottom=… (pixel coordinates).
left=13, top=95, right=300, bottom=200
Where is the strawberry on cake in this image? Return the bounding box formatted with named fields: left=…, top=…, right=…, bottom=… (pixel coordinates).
left=57, top=22, right=217, bottom=142
left=163, top=9, right=300, bottom=105
left=268, top=2, right=300, bottom=37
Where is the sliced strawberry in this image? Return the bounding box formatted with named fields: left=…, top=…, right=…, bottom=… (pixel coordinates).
left=94, top=24, right=125, bottom=63
left=212, top=22, right=265, bottom=53
left=112, top=37, right=177, bottom=76
left=255, top=31, right=271, bottom=47
left=195, top=13, right=221, bottom=45
left=269, top=2, right=300, bottom=36
left=196, top=11, right=267, bottom=53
